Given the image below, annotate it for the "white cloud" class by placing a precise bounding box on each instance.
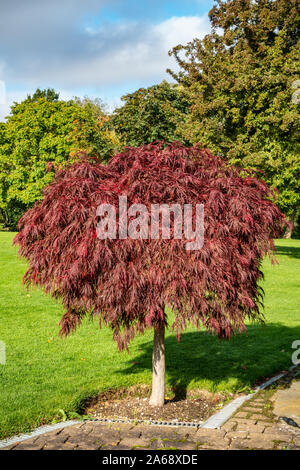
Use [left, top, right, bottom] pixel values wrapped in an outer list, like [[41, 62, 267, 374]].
[[0, 10, 212, 119], [153, 15, 210, 51], [0, 90, 28, 121], [63, 16, 206, 86], [0, 80, 6, 105], [1, 14, 210, 88], [0, 104, 9, 122]]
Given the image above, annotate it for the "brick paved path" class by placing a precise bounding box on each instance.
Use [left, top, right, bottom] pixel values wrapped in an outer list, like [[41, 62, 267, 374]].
[[2, 393, 300, 450]]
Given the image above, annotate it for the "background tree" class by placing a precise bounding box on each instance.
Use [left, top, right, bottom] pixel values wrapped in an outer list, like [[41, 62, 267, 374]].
[[0, 90, 119, 229], [111, 81, 191, 147], [26, 88, 60, 102], [168, 0, 300, 230], [70, 96, 121, 159], [14, 142, 286, 406]]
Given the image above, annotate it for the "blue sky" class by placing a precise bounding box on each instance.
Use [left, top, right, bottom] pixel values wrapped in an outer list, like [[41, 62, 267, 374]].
[[0, 0, 215, 120]]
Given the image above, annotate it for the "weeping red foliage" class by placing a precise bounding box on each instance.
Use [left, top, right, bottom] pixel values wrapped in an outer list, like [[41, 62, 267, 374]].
[[14, 142, 286, 350]]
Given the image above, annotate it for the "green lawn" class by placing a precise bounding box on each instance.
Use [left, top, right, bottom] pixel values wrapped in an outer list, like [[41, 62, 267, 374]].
[[0, 232, 299, 439]]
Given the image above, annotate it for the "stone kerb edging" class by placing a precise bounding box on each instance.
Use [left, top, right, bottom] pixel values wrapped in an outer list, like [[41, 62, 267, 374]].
[[0, 364, 297, 449]]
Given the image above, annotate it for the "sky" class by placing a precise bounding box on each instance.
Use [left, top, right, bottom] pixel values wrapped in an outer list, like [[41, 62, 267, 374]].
[[0, 0, 215, 120]]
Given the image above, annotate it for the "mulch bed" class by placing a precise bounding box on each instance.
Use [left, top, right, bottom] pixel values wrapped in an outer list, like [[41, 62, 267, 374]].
[[85, 385, 234, 423]]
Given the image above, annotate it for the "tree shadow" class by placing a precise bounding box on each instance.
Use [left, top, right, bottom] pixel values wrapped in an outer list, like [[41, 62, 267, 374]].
[[275, 244, 300, 260], [118, 323, 300, 398]]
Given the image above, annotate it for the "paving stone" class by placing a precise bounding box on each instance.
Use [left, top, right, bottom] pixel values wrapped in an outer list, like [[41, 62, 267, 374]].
[[237, 424, 266, 433], [109, 425, 142, 439], [113, 444, 141, 450], [73, 422, 99, 435], [263, 426, 292, 440], [249, 433, 291, 450], [90, 422, 118, 432], [194, 446, 212, 450], [50, 443, 78, 450], [229, 418, 254, 426], [234, 419, 266, 433], [274, 442, 294, 450], [243, 403, 265, 408], [100, 444, 122, 450], [119, 437, 150, 449], [234, 412, 249, 418], [59, 423, 85, 432], [75, 445, 101, 450], [139, 426, 192, 441], [108, 423, 136, 433], [149, 438, 165, 449], [273, 382, 300, 427], [38, 433, 68, 444], [195, 428, 226, 439], [12, 439, 46, 450], [149, 436, 196, 450], [289, 435, 300, 447], [158, 440, 198, 450], [60, 424, 92, 438], [66, 435, 105, 449], [197, 437, 228, 450], [229, 434, 275, 450], [241, 407, 264, 413], [277, 422, 300, 435], [260, 421, 273, 427], [226, 431, 249, 440], [247, 413, 272, 421], [195, 431, 229, 449], [1, 443, 18, 450], [41, 430, 63, 438], [43, 441, 76, 450], [88, 428, 122, 443], [221, 420, 238, 432], [229, 438, 251, 450]]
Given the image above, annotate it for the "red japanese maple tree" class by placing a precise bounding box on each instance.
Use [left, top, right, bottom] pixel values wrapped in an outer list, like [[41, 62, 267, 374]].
[[14, 142, 286, 406]]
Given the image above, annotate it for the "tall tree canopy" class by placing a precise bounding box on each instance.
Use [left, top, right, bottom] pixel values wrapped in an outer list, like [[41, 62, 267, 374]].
[[14, 142, 286, 406], [26, 88, 60, 102], [111, 81, 191, 148], [168, 0, 300, 223], [0, 90, 119, 229]]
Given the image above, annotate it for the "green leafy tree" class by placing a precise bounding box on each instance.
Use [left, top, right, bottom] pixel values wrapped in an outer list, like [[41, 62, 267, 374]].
[[70, 96, 121, 160], [168, 0, 300, 230], [111, 80, 191, 147], [26, 88, 60, 102], [0, 91, 119, 229]]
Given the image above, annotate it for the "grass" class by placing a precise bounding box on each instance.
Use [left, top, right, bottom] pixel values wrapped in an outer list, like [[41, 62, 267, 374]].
[[0, 232, 299, 439]]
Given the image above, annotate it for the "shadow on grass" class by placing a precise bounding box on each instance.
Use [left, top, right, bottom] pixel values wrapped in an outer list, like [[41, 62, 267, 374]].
[[275, 244, 300, 259], [119, 322, 300, 397]]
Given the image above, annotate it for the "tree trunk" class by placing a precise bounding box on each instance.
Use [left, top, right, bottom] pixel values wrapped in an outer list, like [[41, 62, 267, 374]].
[[283, 216, 295, 239], [149, 323, 165, 407]]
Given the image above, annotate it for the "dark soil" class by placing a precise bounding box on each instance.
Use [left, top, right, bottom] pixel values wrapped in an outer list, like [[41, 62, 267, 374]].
[[85, 385, 234, 423]]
